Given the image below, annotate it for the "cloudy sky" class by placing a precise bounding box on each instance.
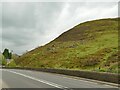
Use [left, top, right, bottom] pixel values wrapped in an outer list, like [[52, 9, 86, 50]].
[[1, 1, 118, 54]]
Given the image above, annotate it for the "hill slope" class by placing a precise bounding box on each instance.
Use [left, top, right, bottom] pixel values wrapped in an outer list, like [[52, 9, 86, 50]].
[[16, 18, 119, 73]]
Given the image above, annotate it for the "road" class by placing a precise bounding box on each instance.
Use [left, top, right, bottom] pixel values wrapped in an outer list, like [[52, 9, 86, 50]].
[[1, 69, 119, 90]]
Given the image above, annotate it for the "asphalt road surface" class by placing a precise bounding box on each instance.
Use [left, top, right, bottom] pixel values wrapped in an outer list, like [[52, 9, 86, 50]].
[[1, 69, 119, 90]]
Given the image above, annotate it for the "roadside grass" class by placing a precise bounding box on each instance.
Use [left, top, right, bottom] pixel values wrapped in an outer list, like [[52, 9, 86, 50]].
[[6, 59, 17, 67]]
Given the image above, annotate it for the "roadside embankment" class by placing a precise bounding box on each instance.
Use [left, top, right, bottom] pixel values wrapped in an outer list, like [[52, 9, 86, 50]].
[[2, 67, 119, 84]]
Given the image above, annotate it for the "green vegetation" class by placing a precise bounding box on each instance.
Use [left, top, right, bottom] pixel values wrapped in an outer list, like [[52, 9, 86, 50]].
[[0, 49, 18, 67], [3, 48, 12, 59], [7, 59, 17, 67], [16, 18, 119, 73], [0, 54, 7, 65]]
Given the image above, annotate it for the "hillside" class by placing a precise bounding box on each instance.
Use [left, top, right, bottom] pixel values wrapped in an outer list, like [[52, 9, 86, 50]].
[[15, 18, 119, 73]]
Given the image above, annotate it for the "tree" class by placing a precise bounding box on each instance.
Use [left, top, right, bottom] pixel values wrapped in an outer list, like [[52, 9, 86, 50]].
[[3, 48, 13, 60], [9, 52, 12, 59], [3, 48, 9, 59]]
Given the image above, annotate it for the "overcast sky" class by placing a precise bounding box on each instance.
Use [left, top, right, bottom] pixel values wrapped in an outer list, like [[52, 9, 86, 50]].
[[1, 1, 118, 54]]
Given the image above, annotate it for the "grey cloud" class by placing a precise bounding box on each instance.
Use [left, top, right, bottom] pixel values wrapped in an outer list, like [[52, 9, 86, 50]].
[[2, 27, 38, 46], [34, 2, 65, 34], [2, 2, 36, 28]]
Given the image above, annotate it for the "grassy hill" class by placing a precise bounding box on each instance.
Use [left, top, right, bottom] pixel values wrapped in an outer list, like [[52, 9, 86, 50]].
[[15, 18, 119, 73]]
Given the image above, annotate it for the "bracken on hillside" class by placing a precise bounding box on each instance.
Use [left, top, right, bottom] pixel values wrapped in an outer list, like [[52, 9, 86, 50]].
[[15, 18, 119, 73]]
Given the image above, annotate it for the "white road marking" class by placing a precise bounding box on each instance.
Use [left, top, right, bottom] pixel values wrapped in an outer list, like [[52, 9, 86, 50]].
[[19, 69, 117, 88], [29, 69, 117, 88], [3, 69, 72, 90], [61, 75, 118, 88]]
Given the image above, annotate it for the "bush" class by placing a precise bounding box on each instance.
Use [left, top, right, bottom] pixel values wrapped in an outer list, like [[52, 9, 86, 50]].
[[7, 59, 16, 67]]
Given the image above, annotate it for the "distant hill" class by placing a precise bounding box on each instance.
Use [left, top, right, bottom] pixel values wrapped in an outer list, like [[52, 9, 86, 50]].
[[16, 18, 119, 73]]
